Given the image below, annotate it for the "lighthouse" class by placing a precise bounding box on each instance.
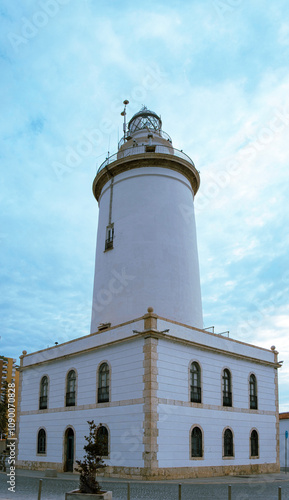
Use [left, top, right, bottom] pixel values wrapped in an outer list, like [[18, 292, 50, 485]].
[[91, 104, 203, 333], [16, 104, 280, 480]]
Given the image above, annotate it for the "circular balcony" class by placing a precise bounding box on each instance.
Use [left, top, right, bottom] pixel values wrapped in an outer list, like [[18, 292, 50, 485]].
[[97, 145, 195, 174], [93, 145, 200, 201]]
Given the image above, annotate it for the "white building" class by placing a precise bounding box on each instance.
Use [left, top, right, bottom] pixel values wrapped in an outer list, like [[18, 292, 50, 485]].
[[279, 413, 289, 470], [16, 106, 280, 478]]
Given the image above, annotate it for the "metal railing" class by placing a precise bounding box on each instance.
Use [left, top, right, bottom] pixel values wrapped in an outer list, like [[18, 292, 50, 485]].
[[250, 394, 258, 409], [65, 391, 75, 407], [118, 129, 172, 149], [98, 386, 109, 403], [223, 391, 232, 407], [96, 145, 195, 174], [39, 396, 47, 410], [190, 387, 201, 403]]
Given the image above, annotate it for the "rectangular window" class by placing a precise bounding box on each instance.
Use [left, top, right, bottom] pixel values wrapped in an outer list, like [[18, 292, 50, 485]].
[[105, 224, 114, 251]]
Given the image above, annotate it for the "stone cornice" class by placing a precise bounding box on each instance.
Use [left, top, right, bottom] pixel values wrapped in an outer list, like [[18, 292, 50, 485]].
[[92, 153, 200, 201]]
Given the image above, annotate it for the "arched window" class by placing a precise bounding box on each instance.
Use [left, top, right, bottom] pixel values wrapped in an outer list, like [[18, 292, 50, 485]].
[[37, 428, 46, 454], [249, 374, 258, 409], [190, 362, 201, 403], [250, 430, 259, 457], [39, 376, 48, 409], [66, 370, 76, 406], [223, 428, 234, 457], [191, 426, 203, 458], [222, 369, 232, 406], [98, 363, 109, 403], [96, 425, 109, 456]]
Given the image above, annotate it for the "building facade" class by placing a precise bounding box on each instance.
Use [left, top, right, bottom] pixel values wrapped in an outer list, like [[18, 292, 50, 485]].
[[16, 106, 280, 478]]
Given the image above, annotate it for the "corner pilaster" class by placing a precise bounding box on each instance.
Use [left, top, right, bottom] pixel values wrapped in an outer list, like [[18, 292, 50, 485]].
[[142, 333, 159, 472]]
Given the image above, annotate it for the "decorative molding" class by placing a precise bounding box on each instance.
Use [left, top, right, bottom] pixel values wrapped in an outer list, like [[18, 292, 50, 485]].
[[157, 397, 276, 416], [19, 397, 144, 416]]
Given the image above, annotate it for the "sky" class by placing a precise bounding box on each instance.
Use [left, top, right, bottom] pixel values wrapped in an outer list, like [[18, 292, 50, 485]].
[[1, 0, 289, 411]]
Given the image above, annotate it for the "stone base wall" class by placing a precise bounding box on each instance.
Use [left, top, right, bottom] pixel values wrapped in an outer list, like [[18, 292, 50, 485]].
[[16, 460, 70, 473], [98, 463, 280, 480], [17, 460, 279, 479]]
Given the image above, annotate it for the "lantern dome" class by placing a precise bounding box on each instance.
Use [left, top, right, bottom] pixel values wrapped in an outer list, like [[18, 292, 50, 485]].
[[128, 106, 162, 135]]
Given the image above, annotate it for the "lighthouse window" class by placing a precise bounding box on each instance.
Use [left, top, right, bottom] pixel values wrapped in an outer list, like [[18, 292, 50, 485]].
[[249, 374, 258, 409], [105, 224, 114, 251], [96, 425, 109, 457], [66, 370, 76, 406], [37, 428, 46, 454], [190, 362, 201, 403], [223, 428, 234, 457], [39, 376, 48, 409], [222, 369, 232, 407], [250, 429, 259, 457], [98, 362, 110, 403], [191, 426, 203, 458]]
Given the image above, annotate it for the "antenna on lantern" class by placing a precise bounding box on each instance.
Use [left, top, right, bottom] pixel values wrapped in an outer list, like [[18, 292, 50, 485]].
[[121, 100, 129, 140]]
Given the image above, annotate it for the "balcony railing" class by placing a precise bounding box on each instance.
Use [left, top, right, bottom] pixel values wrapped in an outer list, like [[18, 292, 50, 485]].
[[190, 387, 201, 404], [66, 391, 75, 407], [39, 396, 47, 410], [117, 129, 172, 149], [105, 237, 113, 251], [223, 391, 232, 407], [96, 145, 195, 175], [250, 395, 258, 409], [98, 386, 109, 403]]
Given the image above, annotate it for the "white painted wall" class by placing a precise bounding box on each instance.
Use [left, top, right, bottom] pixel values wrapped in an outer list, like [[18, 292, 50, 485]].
[[18, 337, 145, 468], [18, 405, 145, 468], [157, 337, 277, 467], [17, 321, 278, 471], [91, 166, 203, 332], [157, 405, 276, 467]]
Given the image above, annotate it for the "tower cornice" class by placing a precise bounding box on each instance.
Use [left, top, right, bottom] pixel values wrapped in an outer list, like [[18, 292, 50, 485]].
[[93, 152, 200, 201]]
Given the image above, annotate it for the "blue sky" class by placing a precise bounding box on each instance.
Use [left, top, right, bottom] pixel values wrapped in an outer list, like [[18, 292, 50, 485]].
[[1, 0, 289, 411]]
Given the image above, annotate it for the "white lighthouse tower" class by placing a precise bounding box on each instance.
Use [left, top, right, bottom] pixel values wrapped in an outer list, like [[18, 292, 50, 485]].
[[91, 104, 203, 333]]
